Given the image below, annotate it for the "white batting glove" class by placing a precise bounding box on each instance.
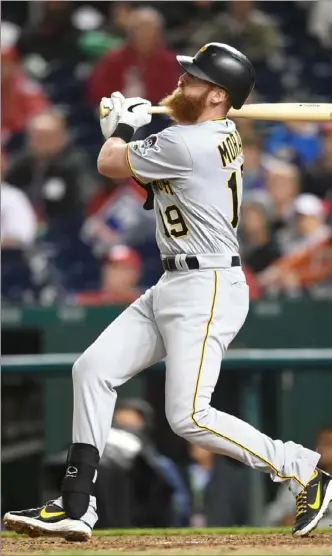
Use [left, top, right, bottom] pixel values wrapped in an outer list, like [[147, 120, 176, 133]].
[[99, 91, 124, 140], [118, 97, 152, 133]]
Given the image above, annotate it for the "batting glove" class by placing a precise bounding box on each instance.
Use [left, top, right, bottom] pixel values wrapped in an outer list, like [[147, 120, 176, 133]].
[[117, 96, 152, 133], [99, 91, 125, 140]]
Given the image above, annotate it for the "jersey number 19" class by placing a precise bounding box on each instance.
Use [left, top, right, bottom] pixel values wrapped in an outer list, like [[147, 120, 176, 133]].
[[159, 164, 243, 239], [159, 205, 189, 238]]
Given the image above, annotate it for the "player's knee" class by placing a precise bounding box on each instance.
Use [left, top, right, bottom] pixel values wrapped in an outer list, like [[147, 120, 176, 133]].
[[72, 355, 85, 384], [167, 407, 212, 440], [72, 349, 96, 384], [166, 411, 196, 439]]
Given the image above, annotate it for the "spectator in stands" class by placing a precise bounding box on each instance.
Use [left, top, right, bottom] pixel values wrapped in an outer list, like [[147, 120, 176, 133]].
[[187, 444, 249, 526], [1, 151, 38, 302], [264, 121, 322, 169], [101, 245, 142, 301], [1, 152, 37, 248], [109, 1, 135, 39], [240, 196, 281, 273], [83, 178, 156, 253], [83, 177, 160, 288], [1, 46, 49, 146], [265, 426, 332, 526], [76, 244, 143, 305], [279, 194, 330, 255], [317, 426, 332, 474], [164, 1, 224, 51], [16, 1, 84, 67], [78, 2, 135, 61], [302, 123, 332, 202], [1, 19, 20, 53], [242, 266, 262, 300], [265, 160, 300, 238], [96, 398, 190, 527], [113, 399, 154, 433], [1, 184, 37, 248], [258, 195, 332, 296], [242, 135, 266, 195], [86, 175, 129, 217], [87, 7, 179, 106], [5, 111, 96, 224], [184, 0, 282, 64], [307, 0, 332, 49], [1, 184, 38, 300]]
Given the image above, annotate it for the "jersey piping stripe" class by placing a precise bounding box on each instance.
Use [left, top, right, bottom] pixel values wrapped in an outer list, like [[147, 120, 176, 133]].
[[191, 270, 306, 489], [126, 144, 146, 186]]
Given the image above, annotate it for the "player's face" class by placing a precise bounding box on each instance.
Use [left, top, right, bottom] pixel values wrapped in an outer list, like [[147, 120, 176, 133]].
[[160, 72, 215, 124]]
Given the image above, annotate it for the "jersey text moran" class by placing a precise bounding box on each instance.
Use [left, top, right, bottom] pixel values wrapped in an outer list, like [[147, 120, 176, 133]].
[[218, 130, 243, 168]]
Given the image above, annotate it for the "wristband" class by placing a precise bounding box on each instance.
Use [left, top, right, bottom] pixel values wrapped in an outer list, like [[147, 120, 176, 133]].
[[113, 123, 135, 143]]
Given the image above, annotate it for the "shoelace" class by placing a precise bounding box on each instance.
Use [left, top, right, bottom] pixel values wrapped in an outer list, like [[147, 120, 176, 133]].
[[296, 490, 308, 517]]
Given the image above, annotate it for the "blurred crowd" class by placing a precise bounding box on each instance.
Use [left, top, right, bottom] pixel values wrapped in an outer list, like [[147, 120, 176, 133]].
[[1, 0, 332, 304]]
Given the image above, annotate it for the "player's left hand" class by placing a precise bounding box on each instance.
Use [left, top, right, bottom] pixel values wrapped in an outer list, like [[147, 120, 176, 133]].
[[118, 96, 152, 133]]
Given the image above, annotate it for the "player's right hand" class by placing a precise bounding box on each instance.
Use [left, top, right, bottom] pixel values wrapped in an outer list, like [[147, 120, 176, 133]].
[[99, 91, 124, 140], [118, 96, 152, 132]]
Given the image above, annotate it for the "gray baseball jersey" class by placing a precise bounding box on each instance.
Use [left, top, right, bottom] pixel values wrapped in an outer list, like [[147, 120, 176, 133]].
[[127, 119, 244, 256]]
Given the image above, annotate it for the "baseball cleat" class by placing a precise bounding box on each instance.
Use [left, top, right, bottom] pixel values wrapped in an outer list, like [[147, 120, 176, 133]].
[[3, 500, 91, 542], [292, 469, 332, 537]]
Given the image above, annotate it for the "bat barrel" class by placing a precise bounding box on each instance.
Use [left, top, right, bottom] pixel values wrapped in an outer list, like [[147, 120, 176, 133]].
[[229, 103, 332, 122], [149, 103, 332, 122]]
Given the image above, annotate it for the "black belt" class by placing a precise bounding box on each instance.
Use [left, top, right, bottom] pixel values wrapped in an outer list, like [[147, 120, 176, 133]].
[[162, 255, 241, 272]]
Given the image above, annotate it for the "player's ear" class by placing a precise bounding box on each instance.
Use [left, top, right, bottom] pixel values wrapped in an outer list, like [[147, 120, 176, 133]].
[[210, 87, 228, 105]]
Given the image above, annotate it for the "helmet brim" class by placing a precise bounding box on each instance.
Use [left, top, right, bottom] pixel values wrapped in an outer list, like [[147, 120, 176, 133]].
[[176, 55, 217, 85]]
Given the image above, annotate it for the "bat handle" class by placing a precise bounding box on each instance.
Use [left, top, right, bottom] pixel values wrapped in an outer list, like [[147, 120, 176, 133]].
[[148, 106, 170, 115]]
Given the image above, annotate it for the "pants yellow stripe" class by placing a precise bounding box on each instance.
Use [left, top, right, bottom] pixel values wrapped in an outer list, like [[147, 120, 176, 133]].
[[191, 270, 305, 489]]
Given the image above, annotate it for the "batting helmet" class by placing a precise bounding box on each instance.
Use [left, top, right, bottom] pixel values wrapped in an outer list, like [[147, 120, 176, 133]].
[[176, 43, 255, 109]]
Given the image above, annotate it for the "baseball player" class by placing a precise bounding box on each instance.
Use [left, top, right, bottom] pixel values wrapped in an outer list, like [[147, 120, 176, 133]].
[[5, 43, 332, 541]]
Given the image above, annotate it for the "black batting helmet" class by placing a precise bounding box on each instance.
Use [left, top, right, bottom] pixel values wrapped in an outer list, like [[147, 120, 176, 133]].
[[176, 43, 255, 109]]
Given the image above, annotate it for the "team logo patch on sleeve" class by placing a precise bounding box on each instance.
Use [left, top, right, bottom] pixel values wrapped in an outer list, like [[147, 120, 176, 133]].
[[136, 135, 160, 156]]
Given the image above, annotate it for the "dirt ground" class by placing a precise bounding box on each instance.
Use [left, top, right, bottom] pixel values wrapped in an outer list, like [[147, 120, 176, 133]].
[[2, 533, 332, 556]]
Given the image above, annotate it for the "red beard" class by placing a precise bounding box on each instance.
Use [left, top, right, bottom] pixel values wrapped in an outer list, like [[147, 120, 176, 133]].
[[160, 87, 212, 124]]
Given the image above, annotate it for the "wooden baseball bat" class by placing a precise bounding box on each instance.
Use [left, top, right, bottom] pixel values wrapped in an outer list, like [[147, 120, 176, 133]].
[[149, 103, 332, 122]]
